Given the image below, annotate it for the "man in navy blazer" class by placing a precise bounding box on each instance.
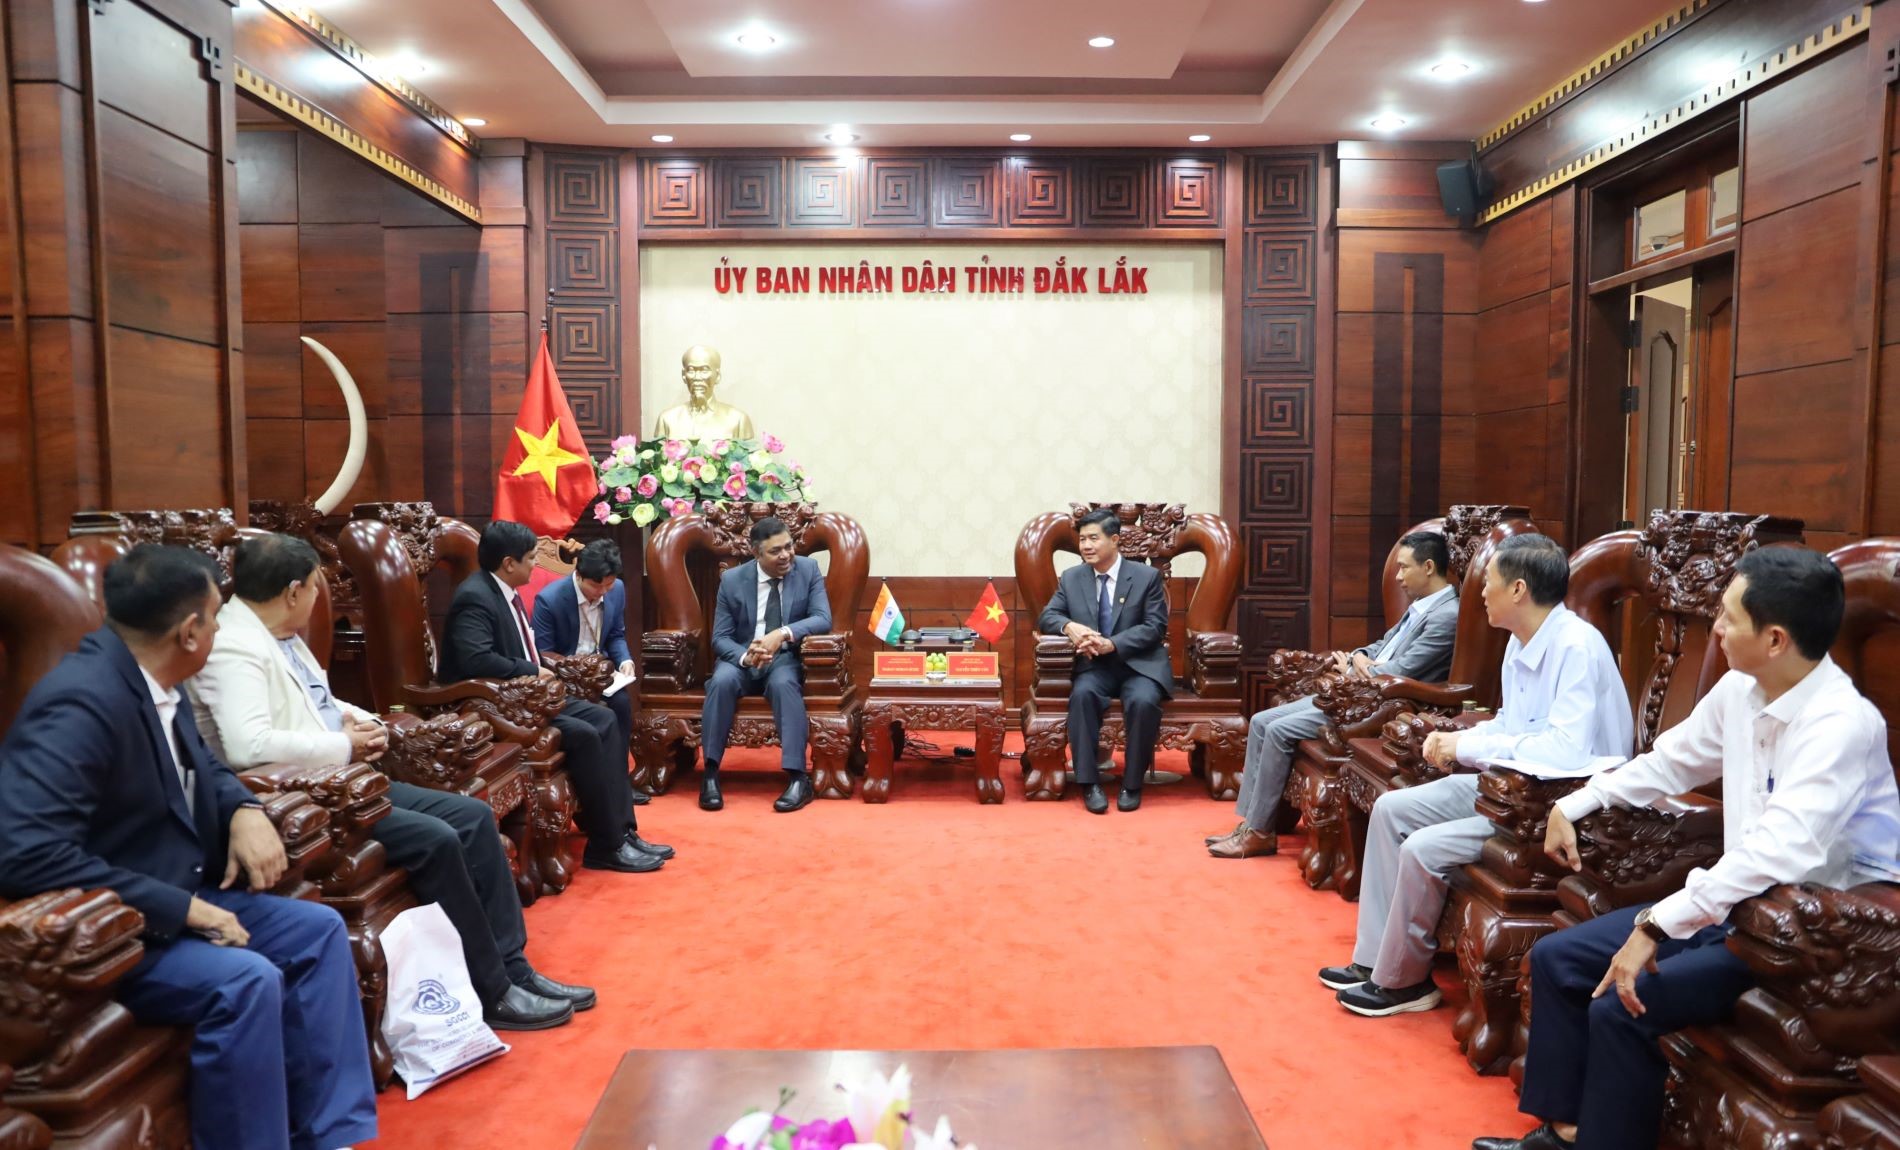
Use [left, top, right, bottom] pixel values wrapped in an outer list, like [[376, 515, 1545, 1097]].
[[0, 545, 376, 1150], [700, 515, 832, 813], [532, 538, 646, 806], [1039, 508, 1173, 814]]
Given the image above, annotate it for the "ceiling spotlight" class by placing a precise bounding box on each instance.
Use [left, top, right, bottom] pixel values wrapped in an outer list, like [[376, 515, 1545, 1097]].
[[650, 134, 674, 143], [1088, 35, 1115, 48], [1010, 133, 1032, 142], [461, 117, 487, 127], [824, 130, 858, 144], [1429, 59, 1472, 79], [736, 29, 778, 49], [1369, 115, 1408, 131], [1188, 133, 1211, 142]]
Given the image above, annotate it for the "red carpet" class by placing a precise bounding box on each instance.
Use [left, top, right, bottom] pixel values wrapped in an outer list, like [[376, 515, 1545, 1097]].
[[372, 738, 1523, 1148]]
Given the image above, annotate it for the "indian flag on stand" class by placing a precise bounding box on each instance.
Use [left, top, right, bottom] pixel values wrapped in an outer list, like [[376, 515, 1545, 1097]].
[[868, 581, 906, 645]]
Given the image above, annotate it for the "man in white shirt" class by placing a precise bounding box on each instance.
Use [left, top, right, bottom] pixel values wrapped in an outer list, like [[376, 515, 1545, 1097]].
[[1474, 547, 1900, 1150], [1210, 530, 1462, 858], [189, 533, 594, 1031], [1323, 533, 1633, 1017]]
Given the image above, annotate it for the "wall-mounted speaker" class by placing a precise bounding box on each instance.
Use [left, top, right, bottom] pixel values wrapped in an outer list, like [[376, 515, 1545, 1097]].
[[1436, 156, 1492, 227]]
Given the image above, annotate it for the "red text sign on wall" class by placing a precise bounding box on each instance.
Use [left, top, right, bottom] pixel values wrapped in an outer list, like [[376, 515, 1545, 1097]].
[[710, 257, 1150, 297]]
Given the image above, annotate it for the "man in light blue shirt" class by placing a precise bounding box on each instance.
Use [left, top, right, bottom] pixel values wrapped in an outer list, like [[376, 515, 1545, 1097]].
[[1321, 534, 1633, 1017]]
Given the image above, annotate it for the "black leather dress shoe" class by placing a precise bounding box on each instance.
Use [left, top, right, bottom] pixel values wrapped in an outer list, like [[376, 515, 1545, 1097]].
[[628, 833, 675, 860], [516, 969, 597, 1011], [485, 984, 572, 1031], [582, 842, 664, 873], [700, 775, 724, 811], [1082, 784, 1109, 814], [1117, 789, 1141, 812], [631, 789, 650, 806], [774, 774, 815, 813], [1472, 1123, 1572, 1150]]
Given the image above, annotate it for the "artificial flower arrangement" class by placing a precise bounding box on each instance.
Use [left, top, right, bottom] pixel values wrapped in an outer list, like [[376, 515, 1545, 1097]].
[[592, 433, 811, 528], [708, 1065, 972, 1150]]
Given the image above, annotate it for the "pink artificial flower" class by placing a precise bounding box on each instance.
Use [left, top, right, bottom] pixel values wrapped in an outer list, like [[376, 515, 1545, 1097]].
[[710, 438, 731, 456], [614, 486, 633, 504], [763, 434, 785, 454], [636, 474, 660, 497], [787, 459, 801, 473], [660, 496, 675, 511], [597, 482, 609, 497], [762, 473, 782, 486], [669, 499, 694, 518], [662, 438, 689, 461], [723, 474, 748, 498], [730, 459, 749, 475], [592, 503, 611, 523], [610, 434, 636, 451]]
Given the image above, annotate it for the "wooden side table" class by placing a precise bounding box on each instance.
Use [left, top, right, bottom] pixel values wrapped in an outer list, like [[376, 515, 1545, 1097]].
[[861, 683, 1005, 803]]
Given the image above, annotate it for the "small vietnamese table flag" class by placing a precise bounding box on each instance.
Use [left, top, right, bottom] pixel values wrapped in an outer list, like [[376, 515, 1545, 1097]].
[[965, 580, 1009, 644], [869, 581, 907, 645], [495, 331, 597, 537]]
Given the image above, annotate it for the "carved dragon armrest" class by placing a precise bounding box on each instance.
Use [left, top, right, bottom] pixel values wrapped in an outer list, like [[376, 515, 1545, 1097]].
[[379, 709, 504, 792], [0, 888, 147, 1086], [798, 633, 854, 696], [1032, 634, 1077, 701], [544, 651, 615, 703], [1262, 647, 1337, 705], [1725, 881, 1900, 1060], [402, 678, 503, 711], [1313, 672, 1414, 745], [639, 629, 702, 693], [1377, 710, 1483, 784], [1570, 793, 1725, 907], [252, 788, 334, 891], [1187, 631, 1241, 699], [1474, 769, 1590, 845], [1377, 677, 1481, 712], [240, 762, 394, 850]]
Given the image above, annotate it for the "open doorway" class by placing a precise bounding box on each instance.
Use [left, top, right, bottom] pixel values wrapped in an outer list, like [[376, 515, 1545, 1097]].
[[1621, 260, 1733, 525]]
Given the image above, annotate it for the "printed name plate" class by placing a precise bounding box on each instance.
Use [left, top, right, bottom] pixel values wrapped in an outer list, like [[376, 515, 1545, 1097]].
[[946, 652, 999, 680], [873, 652, 928, 683]]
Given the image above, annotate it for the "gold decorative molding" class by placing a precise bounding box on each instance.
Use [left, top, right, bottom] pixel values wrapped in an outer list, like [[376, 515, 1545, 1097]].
[[259, 0, 479, 150], [1479, 6, 1870, 224], [235, 62, 483, 223], [1478, 0, 1710, 152]]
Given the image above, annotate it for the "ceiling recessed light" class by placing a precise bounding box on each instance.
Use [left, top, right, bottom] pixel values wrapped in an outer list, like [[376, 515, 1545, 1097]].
[[1088, 35, 1115, 48], [1429, 59, 1472, 79], [1009, 133, 1032, 142], [824, 130, 857, 144], [736, 29, 777, 49], [385, 54, 427, 79], [1369, 115, 1408, 131], [461, 117, 486, 127], [650, 134, 674, 143], [1188, 134, 1211, 142]]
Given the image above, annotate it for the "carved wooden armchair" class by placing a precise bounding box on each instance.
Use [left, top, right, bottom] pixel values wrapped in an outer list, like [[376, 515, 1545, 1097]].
[[1816, 1055, 1900, 1148], [633, 502, 869, 796], [1014, 503, 1244, 800], [1439, 510, 1803, 1076], [338, 511, 566, 901], [1304, 505, 1537, 898], [0, 541, 342, 1139], [48, 510, 417, 1087]]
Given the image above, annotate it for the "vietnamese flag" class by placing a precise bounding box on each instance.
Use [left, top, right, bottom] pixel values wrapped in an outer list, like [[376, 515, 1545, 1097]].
[[964, 580, 1009, 644], [495, 332, 596, 537]]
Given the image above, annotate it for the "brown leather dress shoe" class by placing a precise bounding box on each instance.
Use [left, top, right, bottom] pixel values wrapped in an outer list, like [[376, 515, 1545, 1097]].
[[1208, 827, 1278, 858], [1204, 820, 1246, 846]]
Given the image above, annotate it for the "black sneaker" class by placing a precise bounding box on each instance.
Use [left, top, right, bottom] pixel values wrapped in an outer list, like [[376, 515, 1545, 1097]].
[[1317, 962, 1374, 991], [1337, 979, 1443, 1017]]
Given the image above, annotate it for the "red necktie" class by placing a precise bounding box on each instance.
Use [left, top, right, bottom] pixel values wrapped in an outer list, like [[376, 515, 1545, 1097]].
[[510, 594, 540, 664]]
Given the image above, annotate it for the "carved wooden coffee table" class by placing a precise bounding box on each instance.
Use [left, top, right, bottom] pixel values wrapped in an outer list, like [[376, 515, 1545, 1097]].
[[860, 682, 1005, 803], [575, 1047, 1267, 1148]]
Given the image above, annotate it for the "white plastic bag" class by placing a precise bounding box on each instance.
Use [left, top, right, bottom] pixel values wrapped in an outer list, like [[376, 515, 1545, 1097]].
[[380, 902, 510, 1098]]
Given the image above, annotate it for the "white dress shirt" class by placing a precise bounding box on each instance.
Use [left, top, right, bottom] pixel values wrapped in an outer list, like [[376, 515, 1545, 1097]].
[[492, 571, 539, 662], [573, 573, 604, 655], [753, 564, 795, 644], [1455, 602, 1634, 771], [1556, 657, 1900, 938], [141, 667, 193, 817], [1370, 584, 1454, 672]]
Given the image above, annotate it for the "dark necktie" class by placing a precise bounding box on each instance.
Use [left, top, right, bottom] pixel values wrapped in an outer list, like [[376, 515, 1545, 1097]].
[[764, 577, 784, 636], [510, 594, 539, 663], [1097, 572, 1112, 635]]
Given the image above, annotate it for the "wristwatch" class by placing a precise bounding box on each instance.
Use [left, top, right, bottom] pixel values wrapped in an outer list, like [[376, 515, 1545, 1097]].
[[1633, 906, 1670, 944]]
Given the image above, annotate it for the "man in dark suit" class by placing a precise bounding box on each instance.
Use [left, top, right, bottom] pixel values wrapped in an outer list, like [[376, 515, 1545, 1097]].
[[532, 537, 647, 806], [1039, 508, 1172, 814], [0, 545, 378, 1150], [700, 515, 832, 813], [438, 520, 671, 873]]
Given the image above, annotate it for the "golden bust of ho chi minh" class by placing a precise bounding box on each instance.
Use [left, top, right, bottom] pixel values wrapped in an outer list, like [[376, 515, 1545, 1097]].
[[651, 345, 756, 441]]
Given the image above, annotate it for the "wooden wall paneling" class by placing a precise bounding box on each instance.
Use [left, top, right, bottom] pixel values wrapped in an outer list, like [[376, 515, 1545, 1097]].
[[1473, 293, 1552, 413], [238, 222, 298, 321], [1735, 185, 1857, 374], [0, 6, 30, 548], [1245, 152, 1318, 228], [1005, 157, 1076, 227], [1334, 312, 1477, 416], [714, 156, 783, 228], [245, 416, 306, 502], [1337, 229, 1482, 314], [1729, 359, 1859, 531], [1741, 40, 1868, 223], [96, 105, 221, 345], [104, 326, 227, 506], [1158, 157, 1221, 226], [299, 223, 383, 321], [1244, 229, 1315, 303], [1873, 352, 1900, 534], [862, 157, 928, 226], [544, 149, 622, 463], [1474, 405, 1553, 518], [640, 156, 707, 228], [299, 320, 386, 418], [1478, 197, 1552, 311], [385, 311, 527, 416], [788, 157, 856, 227], [1082, 156, 1150, 226], [935, 157, 1002, 227], [1335, 154, 1462, 229], [383, 225, 527, 316], [242, 319, 301, 417], [295, 127, 382, 224], [235, 126, 297, 222]]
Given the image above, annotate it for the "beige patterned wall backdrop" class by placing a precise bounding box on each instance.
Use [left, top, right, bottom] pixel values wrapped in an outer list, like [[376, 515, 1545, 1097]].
[[638, 243, 1223, 577]]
